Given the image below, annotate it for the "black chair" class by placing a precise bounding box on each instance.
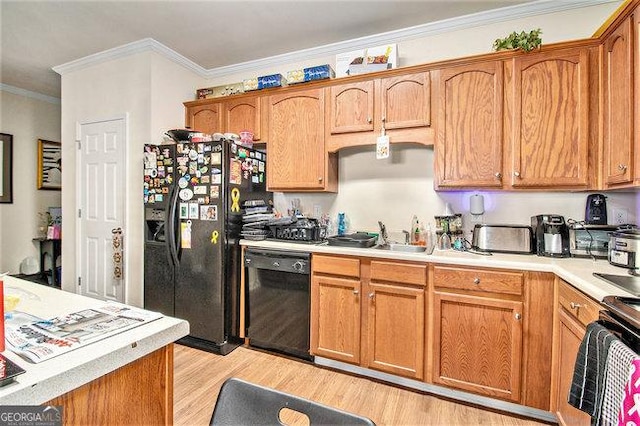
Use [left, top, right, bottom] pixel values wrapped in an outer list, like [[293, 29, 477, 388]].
[[210, 377, 376, 425]]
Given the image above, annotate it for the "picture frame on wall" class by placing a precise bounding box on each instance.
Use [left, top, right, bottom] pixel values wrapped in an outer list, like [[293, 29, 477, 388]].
[[0, 133, 13, 203], [38, 139, 61, 190]]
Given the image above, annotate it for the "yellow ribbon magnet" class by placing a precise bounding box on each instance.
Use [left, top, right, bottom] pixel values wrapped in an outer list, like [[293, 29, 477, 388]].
[[211, 230, 219, 244], [231, 188, 241, 212]]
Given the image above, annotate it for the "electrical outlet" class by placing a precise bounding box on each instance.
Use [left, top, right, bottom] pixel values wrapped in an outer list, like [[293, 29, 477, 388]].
[[313, 204, 322, 219], [613, 208, 629, 224]]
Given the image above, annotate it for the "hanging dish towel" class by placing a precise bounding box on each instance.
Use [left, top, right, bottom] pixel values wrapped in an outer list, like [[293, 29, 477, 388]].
[[598, 340, 637, 425], [569, 322, 617, 417], [618, 357, 640, 425]]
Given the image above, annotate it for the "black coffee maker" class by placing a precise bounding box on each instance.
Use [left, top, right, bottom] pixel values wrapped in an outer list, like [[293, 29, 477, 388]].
[[531, 214, 570, 257]]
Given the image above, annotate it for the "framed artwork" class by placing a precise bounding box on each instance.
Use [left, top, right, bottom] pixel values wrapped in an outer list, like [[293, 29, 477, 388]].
[[38, 139, 61, 190], [0, 133, 12, 203]]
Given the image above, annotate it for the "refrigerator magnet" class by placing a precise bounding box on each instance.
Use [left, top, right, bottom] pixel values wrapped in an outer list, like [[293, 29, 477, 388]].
[[211, 168, 221, 174], [190, 177, 199, 185], [201, 175, 210, 184], [230, 159, 242, 185], [210, 186, 220, 198], [179, 188, 193, 201], [189, 203, 199, 219], [204, 144, 212, 152], [258, 161, 265, 172], [194, 186, 207, 195], [178, 177, 189, 188], [179, 203, 188, 219], [198, 153, 204, 163], [156, 194, 163, 202], [189, 162, 197, 175], [176, 144, 184, 153], [189, 149, 198, 160], [252, 175, 259, 184], [211, 152, 222, 165], [197, 144, 204, 153], [181, 221, 192, 249], [212, 174, 221, 185], [177, 156, 188, 166], [201, 205, 218, 221], [162, 187, 169, 194]]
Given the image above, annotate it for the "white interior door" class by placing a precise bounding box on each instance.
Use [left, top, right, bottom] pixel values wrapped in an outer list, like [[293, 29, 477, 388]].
[[78, 117, 127, 302]]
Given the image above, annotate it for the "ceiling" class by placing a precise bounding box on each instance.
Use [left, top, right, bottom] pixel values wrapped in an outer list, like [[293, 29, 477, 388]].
[[0, 1, 536, 99]]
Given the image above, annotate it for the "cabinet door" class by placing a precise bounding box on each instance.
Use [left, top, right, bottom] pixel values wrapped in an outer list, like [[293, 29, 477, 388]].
[[603, 17, 634, 186], [433, 292, 523, 402], [224, 96, 262, 141], [267, 89, 326, 190], [507, 48, 590, 188], [380, 72, 431, 130], [311, 275, 361, 364], [186, 103, 223, 134], [553, 308, 591, 426], [435, 62, 504, 188], [328, 81, 375, 134], [365, 282, 424, 379]]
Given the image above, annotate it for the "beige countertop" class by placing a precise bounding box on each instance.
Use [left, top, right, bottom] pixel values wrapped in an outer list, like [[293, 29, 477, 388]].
[[241, 239, 636, 302], [0, 276, 189, 405]]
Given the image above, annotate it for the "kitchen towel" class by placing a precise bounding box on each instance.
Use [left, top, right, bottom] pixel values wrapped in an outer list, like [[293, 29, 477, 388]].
[[568, 322, 616, 418], [599, 339, 637, 425], [618, 357, 640, 425]]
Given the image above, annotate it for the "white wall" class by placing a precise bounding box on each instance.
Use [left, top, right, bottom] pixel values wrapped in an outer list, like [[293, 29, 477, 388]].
[[0, 90, 61, 274], [203, 1, 634, 236], [60, 51, 204, 306]]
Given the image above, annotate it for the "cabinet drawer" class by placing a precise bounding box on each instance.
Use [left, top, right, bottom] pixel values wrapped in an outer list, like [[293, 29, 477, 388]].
[[433, 266, 523, 296], [558, 280, 600, 327], [370, 261, 426, 287], [312, 255, 360, 278]]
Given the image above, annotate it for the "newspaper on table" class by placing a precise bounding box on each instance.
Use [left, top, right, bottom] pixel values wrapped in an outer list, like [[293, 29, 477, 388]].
[[5, 303, 163, 363]]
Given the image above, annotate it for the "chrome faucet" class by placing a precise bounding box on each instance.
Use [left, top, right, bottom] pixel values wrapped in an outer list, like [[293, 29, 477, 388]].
[[378, 221, 389, 246]]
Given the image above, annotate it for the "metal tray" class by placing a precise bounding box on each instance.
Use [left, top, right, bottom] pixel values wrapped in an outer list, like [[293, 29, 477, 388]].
[[327, 233, 377, 248]]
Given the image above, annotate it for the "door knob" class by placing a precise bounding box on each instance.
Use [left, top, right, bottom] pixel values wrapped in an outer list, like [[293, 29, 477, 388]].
[[353, 289, 359, 295], [515, 313, 522, 320], [618, 164, 628, 171], [514, 171, 521, 178], [368, 292, 375, 299], [494, 172, 502, 179], [367, 117, 372, 124], [473, 278, 480, 285]]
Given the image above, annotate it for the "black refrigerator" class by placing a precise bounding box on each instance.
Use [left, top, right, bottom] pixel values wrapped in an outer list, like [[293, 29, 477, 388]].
[[143, 139, 271, 354]]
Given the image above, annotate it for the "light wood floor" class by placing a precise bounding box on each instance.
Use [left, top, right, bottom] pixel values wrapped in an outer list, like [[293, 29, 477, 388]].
[[173, 344, 548, 426]]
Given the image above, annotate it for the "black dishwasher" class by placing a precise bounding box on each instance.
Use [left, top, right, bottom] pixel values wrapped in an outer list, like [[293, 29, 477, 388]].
[[244, 249, 312, 360]]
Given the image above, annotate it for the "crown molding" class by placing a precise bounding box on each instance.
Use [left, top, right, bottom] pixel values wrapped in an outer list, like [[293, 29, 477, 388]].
[[205, 0, 618, 78], [51, 0, 618, 81], [52, 38, 208, 77], [0, 83, 61, 105]]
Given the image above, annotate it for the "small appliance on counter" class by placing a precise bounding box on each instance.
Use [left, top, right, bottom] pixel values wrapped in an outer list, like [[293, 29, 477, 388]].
[[568, 223, 618, 259], [609, 228, 640, 272], [531, 214, 570, 257], [470, 224, 534, 254], [585, 193, 607, 225], [269, 217, 327, 243]]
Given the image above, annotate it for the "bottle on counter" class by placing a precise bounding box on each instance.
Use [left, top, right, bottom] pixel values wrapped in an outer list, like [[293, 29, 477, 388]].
[[411, 215, 420, 245]]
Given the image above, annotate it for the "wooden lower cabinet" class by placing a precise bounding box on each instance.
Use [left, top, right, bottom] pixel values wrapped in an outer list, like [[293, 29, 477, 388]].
[[365, 281, 425, 379], [47, 344, 174, 426], [551, 280, 601, 425], [311, 274, 361, 364], [432, 291, 523, 402], [310, 255, 426, 379]]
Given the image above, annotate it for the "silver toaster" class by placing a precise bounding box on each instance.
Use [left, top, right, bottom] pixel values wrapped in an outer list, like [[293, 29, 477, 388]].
[[471, 224, 535, 254]]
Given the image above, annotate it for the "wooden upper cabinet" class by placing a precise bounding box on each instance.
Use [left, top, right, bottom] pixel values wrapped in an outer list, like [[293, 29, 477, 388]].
[[434, 61, 504, 189], [326, 71, 433, 151], [328, 81, 375, 134], [224, 96, 262, 141], [505, 48, 590, 189], [603, 16, 634, 187], [380, 72, 431, 130], [185, 103, 223, 134], [267, 88, 336, 191]]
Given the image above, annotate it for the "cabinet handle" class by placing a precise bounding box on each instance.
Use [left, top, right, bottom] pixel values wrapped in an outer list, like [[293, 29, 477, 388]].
[[618, 164, 628, 171], [494, 172, 502, 180], [368, 292, 375, 299], [353, 289, 359, 295], [381, 116, 386, 123], [570, 302, 582, 310], [473, 278, 480, 285], [515, 313, 522, 320], [367, 117, 372, 124], [514, 171, 521, 178], [318, 177, 323, 182]]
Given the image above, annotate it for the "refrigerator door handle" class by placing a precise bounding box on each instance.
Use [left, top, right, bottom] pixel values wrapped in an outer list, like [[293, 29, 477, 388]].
[[167, 184, 180, 267]]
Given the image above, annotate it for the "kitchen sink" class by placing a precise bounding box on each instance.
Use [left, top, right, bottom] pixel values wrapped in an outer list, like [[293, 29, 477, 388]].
[[374, 243, 433, 253]]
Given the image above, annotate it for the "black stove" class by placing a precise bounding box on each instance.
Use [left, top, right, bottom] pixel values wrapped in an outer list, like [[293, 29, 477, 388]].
[[593, 272, 640, 296]]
